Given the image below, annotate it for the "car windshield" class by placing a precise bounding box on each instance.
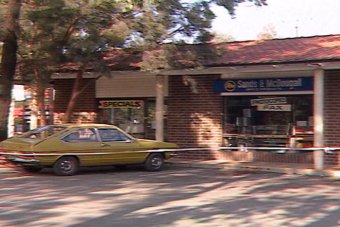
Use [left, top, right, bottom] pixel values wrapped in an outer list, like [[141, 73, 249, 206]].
[[20, 125, 68, 139]]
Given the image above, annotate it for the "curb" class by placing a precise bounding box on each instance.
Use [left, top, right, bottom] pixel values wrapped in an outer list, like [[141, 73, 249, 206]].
[[0, 163, 21, 174], [2, 161, 339, 179], [0, 167, 18, 174], [167, 161, 340, 180]]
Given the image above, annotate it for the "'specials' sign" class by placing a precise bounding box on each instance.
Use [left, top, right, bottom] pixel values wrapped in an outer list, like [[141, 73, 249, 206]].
[[213, 77, 313, 93], [99, 100, 144, 109]]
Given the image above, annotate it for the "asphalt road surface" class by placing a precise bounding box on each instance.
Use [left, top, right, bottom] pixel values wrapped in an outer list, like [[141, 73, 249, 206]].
[[0, 165, 339, 227]]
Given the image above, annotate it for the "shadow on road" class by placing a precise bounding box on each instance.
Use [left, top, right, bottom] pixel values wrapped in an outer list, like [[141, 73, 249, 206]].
[[0, 166, 339, 227]]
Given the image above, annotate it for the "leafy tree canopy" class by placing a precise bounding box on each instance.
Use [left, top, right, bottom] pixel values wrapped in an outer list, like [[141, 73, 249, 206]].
[[0, 0, 267, 73], [0, 0, 267, 125]]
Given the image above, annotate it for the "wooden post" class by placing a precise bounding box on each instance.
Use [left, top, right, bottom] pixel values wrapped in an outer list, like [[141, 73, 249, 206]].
[[155, 75, 164, 141], [313, 68, 324, 170]]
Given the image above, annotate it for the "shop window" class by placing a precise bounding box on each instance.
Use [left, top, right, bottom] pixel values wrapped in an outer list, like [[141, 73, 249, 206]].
[[98, 99, 167, 140], [101, 106, 144, 134], [224, 95, 313, 147]]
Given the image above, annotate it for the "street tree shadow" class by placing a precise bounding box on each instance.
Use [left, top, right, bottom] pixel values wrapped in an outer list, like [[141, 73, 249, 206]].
[[0, 167, 339, 227]]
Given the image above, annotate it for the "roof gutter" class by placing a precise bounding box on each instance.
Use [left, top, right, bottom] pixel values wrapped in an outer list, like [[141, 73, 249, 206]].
[[160, 60, 340, 76], [52, 60, 340, 79]]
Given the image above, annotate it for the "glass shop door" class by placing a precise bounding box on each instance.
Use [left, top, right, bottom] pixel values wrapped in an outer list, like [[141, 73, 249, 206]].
[[99, 100, 145, 138]]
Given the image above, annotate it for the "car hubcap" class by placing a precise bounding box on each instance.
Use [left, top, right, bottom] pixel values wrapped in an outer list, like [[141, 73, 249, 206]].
[[60, 160, 73, 172], [151, 157, 162, 168]]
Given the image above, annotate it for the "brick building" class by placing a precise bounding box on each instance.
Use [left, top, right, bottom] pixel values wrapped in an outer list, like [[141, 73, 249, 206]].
[[52, 35, 340, 166]]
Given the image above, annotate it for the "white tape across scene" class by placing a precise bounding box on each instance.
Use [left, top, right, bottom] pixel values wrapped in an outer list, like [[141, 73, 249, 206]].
[[0, 146, 337, 157]]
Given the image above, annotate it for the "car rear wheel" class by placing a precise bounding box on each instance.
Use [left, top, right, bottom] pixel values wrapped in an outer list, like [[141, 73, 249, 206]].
[[144, 153, 164, 171], [23, 166, 42, 173], [53, 156, 79, 176]]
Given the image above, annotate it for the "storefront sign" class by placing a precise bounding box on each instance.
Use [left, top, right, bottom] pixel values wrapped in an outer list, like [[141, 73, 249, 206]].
[[213, 77, 313, 93], [251, 97, 287, 106], [99, 100, 144, 109], [257, 104, 292, 112]]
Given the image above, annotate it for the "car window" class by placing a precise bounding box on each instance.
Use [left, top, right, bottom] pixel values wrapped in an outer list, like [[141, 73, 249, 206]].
[[21, 125, 67, 139], [98, 128, 130, 142], [62, 128, 98, 143]]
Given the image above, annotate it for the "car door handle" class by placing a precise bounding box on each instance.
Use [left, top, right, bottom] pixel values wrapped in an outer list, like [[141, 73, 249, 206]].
[[101, 143, 111, 147]]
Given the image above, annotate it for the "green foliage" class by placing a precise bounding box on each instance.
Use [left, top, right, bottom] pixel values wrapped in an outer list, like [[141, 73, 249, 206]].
[[0, 0, 267, 126], [130, 0, 216, 47], [8, 0, 268, 77], [126, 0, 266, 71], [12, 0, 268, 74], [18, 0, 131, 74]]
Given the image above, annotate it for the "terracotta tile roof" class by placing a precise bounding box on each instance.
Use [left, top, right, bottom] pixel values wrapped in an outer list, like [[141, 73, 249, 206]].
[[209, 34, 340, 66], [57, 34, 340, 72], [57, 49, 141, 72]]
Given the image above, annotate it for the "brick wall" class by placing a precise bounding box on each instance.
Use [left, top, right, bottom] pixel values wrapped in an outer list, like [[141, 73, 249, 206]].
[[50, 73, 339, 166], [167, 75, 223, 159], [220, 151, 314, 163], [168, 73, 339, 166], [53, 79, 97, 123], [172, 149, 315, 163], [324, 71, 340, 146], [324, 70, 340, 165]]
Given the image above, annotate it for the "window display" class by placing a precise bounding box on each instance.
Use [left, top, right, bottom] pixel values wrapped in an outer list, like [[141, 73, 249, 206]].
[[223, 95, 313, 148], [98, 99, 158, 139]]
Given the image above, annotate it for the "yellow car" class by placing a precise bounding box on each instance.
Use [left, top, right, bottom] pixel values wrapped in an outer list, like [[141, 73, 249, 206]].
[[0, 124, 178, 176]]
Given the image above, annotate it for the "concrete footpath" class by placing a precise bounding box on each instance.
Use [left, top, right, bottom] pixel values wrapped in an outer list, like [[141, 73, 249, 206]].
[[167, 159, 340, 180], [0, 159, 19, 174], [1, 157, 339, 179]]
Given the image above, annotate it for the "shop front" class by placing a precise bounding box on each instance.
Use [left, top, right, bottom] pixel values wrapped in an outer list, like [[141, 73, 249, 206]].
[[97, 99, 158, 139], [214, 77, 314, 148], [95, 73, 169, 140], [49, 35, 340, 166]]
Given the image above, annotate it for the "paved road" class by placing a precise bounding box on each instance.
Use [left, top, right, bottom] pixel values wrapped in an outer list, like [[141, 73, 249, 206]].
[[0, 165, 339, 227]]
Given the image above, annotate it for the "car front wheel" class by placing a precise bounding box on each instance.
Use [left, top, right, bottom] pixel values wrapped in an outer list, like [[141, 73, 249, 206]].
[[144, 153, 164, 171], [53, 156, 79, 176]]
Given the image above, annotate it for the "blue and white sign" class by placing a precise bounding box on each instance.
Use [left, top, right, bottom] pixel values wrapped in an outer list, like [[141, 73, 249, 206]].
[[213, 77, 313, 93]]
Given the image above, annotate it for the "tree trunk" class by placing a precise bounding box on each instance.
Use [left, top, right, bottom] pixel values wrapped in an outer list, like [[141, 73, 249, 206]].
[[0, 0, 22, 140], [33, 66, 48, 127], [37, 86, 47, 126], [63, 70, 84, 123]]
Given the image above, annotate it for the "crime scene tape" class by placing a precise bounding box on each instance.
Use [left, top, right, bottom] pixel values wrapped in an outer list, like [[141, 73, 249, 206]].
[[0, 146, 337, 157]]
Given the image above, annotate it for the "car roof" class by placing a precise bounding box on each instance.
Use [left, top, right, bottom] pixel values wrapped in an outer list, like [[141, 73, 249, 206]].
[[55, 124, 119, 129]]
